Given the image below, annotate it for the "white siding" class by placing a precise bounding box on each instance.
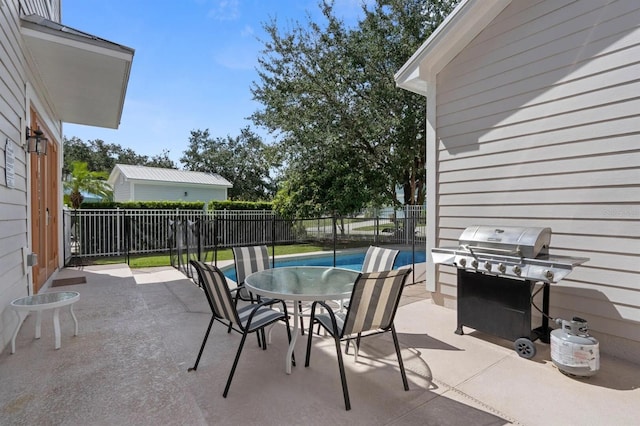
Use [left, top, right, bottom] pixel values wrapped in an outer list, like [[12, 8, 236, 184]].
[[0, 1, 37, 350], [132, 182, 227, 202], [435, 0, 640, 360], [113, 179, 132, 202]]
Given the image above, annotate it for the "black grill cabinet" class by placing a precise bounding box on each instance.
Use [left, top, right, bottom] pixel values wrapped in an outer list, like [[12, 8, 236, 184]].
[[455, 269, 550, 358]]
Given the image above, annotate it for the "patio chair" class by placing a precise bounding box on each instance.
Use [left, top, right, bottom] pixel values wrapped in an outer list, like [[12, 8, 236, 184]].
[[305, 268, 412, 410], [187, 260, 293, 398], [345, 245, 401, 359], [232, 245, 271, 302], [233, 245, 306, 336], [332, 246, 400, 342]]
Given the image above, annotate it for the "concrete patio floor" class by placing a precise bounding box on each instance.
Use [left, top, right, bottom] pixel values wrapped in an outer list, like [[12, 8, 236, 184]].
[[1, 263, 639, 425]]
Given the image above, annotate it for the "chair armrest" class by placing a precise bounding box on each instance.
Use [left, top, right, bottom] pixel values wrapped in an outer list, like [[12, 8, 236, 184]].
[[244, 298, 289, 329], [310, 300, 341, 337]]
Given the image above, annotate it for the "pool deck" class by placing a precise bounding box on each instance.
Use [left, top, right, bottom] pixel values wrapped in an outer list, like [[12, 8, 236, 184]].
[[3, 261, 637, 425]]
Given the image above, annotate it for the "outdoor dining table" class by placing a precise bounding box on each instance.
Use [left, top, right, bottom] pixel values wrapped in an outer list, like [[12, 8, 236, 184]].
[[244, 266, 361, 374]]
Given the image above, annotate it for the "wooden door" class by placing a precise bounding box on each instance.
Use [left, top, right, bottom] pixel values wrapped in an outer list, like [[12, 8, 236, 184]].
[[29, 111, 58, 293]]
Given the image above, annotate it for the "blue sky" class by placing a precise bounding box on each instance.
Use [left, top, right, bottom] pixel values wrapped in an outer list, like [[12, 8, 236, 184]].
[[62, 0, 371, 166]]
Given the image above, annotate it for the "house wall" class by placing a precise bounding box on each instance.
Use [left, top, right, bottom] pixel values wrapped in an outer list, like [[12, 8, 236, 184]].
[[131, 183, 227, 202], [0, 0, 62, 350], [433, 0, 640, 360], [113, 178, 132, 202]]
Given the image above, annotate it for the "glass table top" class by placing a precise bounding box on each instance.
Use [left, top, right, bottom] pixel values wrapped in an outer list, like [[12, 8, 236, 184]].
[[11, 291, 80, 307], [245, 266, 360, 301]]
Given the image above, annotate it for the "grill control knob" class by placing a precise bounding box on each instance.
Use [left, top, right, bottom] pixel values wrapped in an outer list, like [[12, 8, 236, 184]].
[[513, 265, 522, 276], [498, 263, 506, 273], [458, 258, 466, 267], [484, 261, 492, 271], [471, 260, 478, 269], [544, 270, 554, 281]]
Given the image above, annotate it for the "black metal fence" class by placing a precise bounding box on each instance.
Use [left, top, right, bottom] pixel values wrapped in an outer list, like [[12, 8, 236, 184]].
[[64, 207, 426, 276]]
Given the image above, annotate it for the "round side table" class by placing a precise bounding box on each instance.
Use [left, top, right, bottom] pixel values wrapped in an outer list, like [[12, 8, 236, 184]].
[[10, 291, 80, 353]]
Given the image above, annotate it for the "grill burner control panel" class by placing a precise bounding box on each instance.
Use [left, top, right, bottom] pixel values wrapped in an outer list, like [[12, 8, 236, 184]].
[[432, 249, 589, 283]]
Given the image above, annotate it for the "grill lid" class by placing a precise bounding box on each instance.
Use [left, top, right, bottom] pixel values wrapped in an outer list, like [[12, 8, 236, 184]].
[[458, 225, 551, 258]]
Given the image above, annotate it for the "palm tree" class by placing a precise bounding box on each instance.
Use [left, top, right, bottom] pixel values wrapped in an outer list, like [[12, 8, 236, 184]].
[[63, 161, 113, 209]]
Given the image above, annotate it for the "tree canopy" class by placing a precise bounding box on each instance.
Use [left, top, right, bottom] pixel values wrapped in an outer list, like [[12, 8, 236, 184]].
[[62, 0, 459, 211], [180, 127, 279, 201], [63, 161, 112, 209], [251, 0, 459, 217], [63, 136, 177, 177]]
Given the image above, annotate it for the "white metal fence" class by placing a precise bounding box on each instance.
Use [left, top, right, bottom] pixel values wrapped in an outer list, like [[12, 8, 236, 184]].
[[63, 206, 426, 264]]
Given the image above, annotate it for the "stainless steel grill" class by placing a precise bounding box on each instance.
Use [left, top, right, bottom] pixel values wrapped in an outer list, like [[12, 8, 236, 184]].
[[431, 225, 589, 283], [431, 225, 589, 359]]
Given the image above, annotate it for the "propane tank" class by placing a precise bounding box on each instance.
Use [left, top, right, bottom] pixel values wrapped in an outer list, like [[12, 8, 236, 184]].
[[550, 317, 599, 377]]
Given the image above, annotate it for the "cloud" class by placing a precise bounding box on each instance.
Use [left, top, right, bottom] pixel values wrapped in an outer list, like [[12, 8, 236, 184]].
[[207, 0, 240, 21], [241, 25, 254, 37]]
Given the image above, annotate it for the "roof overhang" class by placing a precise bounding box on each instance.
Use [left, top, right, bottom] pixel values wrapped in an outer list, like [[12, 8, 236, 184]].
[[394, 0, 512, 96], [21, 14, 135, 129]]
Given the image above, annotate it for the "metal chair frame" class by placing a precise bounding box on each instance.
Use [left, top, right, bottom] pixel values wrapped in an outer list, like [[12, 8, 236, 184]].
[[305, 269, 411, 410], [188, 260, 294, 398]]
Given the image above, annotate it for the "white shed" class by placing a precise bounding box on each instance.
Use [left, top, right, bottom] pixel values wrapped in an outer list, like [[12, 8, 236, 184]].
[[396, 0, 640, 361], [108, 164, 232, 202]]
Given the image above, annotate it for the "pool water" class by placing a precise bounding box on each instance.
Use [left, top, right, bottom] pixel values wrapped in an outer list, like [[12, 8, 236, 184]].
[[222, 249, 425, 282]]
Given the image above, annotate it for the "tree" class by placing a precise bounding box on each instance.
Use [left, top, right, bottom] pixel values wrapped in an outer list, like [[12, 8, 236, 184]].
[[180, 127, 277, 201], [63, 161, 113, 209], [63, 137, 177, 176], [147, 149, 178, 169], [252, 0, 459, 216]]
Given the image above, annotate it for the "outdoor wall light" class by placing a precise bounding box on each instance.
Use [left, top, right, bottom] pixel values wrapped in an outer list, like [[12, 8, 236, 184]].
[[25, 127, 48, 155]]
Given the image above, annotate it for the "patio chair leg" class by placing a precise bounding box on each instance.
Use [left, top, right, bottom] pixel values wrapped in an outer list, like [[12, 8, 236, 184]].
[[261, 329, 267, 350], [304, 309, 317, 367], [298, 301, 305, 335], [223, 331, 249, 398], [188, 316, 214, 372], [392, 325, 409, 391], [335, 338, 351, 411]]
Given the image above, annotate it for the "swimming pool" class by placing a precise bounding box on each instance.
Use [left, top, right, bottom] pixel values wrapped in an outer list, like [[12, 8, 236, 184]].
[[222, 249, 425, 282]]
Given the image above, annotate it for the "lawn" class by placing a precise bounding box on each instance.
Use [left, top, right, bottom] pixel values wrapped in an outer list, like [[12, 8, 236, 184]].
[[91, 244, 331, 268]]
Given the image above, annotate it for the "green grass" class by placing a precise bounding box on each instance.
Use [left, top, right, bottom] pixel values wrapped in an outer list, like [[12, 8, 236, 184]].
[[90, 244, 331, 268]]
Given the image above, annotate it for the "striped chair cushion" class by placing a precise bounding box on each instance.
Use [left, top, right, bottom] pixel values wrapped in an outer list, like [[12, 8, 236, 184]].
[[341, 269, 410, 337], [233, 245, 270, 284], [233, 246, 271, 300], [237, 304, 285, 332], [196, 262, 242, 325], [361, 246, 399, 273], [193, 261, 285, 331], [315, 311, 347, 336]]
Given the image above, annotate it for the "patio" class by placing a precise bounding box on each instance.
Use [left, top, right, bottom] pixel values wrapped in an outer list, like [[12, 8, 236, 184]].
[[1, 263, 638, 425]]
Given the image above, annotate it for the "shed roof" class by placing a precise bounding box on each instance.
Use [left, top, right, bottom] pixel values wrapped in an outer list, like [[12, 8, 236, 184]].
[[108, 164, 232, 187]]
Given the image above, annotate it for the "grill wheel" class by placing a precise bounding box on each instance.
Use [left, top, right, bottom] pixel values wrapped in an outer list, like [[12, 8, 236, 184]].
[[514, 337, 536, 359]]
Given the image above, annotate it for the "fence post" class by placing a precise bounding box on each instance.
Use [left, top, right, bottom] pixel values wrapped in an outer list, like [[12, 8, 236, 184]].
[[196, 218, 202, 261], [375, 214, 379, 244], [270, 212, 276, 268], [125, 213, 130, 265], [213, 215, 218, 266], [332, 214, 337, 267], [116, 207, 121, 256]]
